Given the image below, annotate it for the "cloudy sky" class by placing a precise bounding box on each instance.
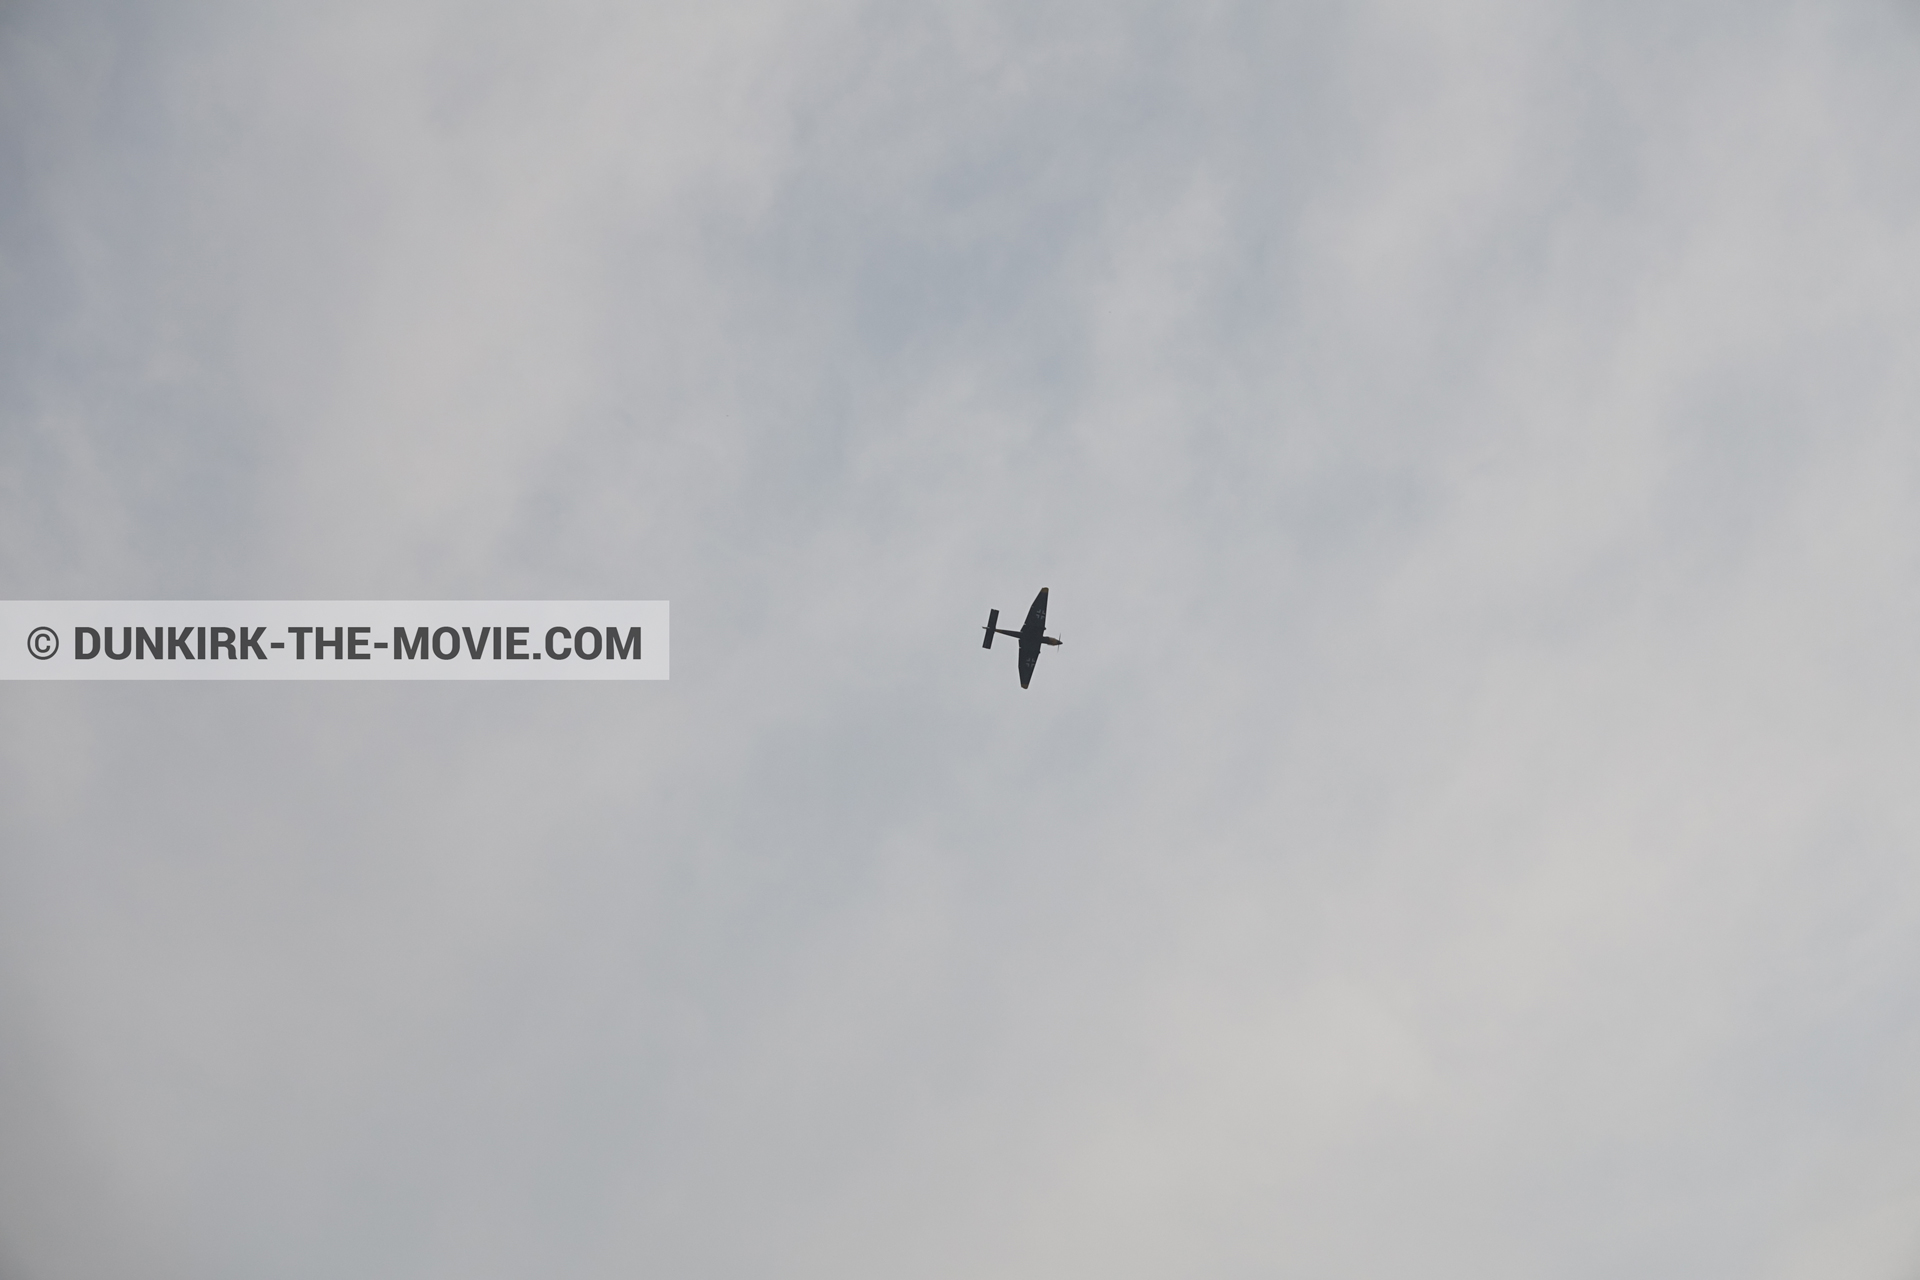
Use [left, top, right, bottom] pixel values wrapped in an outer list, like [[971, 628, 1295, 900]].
[[7, 1, 1920, 1276]]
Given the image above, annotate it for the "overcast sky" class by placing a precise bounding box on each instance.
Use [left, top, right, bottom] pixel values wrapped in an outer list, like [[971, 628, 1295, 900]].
[[7, 1, 1920, 1276]]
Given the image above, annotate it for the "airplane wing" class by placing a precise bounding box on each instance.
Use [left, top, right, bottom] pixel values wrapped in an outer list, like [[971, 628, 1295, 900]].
[[1018, 637, 1039, 689], [1022, 587, 1049, 635]]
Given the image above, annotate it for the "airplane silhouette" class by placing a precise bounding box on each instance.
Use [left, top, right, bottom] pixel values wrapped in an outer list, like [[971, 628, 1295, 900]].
[[981, 587, 1062, 689]]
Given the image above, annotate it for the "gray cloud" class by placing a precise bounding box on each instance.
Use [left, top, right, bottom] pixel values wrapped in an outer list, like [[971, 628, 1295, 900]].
[[7, 1, 1920, 1276]]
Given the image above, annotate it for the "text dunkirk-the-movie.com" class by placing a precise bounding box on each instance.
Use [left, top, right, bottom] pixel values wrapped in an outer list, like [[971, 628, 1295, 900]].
[[0, 602, 669, 681]]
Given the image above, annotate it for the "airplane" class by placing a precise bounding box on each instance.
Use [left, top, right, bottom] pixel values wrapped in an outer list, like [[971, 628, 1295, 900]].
[[981, 587, 1062, 689]]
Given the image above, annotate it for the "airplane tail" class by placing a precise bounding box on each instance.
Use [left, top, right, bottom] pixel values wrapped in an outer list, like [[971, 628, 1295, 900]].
[[982, 609, 999, 648]]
